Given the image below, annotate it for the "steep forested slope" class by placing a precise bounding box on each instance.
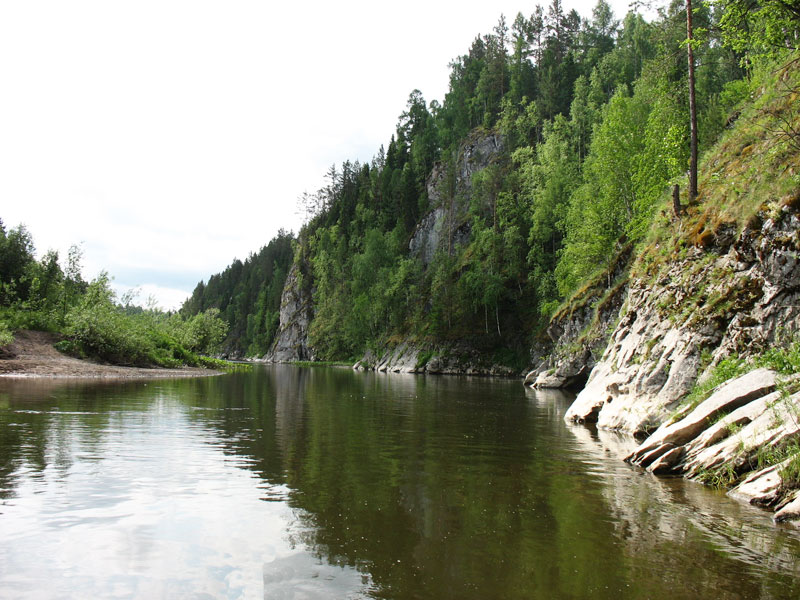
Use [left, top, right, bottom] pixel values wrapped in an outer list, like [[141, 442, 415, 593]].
[[185, 0, 795, 372], [183, 230, 294, 357]]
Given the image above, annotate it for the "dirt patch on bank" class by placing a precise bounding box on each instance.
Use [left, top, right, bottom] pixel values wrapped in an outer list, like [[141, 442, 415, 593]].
[[0, 330, 221, 378]]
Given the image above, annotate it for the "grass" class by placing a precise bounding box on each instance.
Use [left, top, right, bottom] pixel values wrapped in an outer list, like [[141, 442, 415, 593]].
[[696, 461, 740, 489], [680, 355, 750, 413], [677, 337, 800, 415], [680, 335, 800, 491], [415, 349, 435, 370], [779, 447, 800, 490], [695, 439, 800, 491], [551, 243, 633, 324]]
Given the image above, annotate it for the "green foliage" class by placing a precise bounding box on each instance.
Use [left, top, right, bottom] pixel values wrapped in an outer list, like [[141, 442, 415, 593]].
[[515, 116, 577, 308], [57, 272, 228, 368], [415, 349, 435, 370], [695, 460, 740, 488], [717, 0, 800, 63], [65, 273, 152, 365], [779, 445, 800, 490], [555, 86, 649, 296], [181, 230, 294, 356], [0, 320, 13, 347], [289, 360, 353, 368], [0, 222, 35, 304], [681, 336, 800, 417], [756, 338, 800, 375]]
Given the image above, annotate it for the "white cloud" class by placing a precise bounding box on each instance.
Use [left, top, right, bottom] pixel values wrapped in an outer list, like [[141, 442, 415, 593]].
[[0, 0, 647, 310]]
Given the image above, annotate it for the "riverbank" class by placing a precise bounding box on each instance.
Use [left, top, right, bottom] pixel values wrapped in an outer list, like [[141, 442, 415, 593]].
[[0, 330, 222, 378]]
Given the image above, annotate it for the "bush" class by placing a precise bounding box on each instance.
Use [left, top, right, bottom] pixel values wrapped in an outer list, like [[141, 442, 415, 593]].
[[0, 320, 13, 347], [66, 280, 151, 365], [756, 340, 800, 375], [63, 273, 215, 368]]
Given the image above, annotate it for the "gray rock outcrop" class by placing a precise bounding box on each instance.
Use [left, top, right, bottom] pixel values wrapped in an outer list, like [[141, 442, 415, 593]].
[[354, 341, 517, 377], [615, 367, 800, 520], [264, 262, 316, 362], [563, 207, 800, 435], [360, 130, 514, 377], [409, 131, 503, 267], [626, 368, 777, 467], [525, 246, 632, 390]]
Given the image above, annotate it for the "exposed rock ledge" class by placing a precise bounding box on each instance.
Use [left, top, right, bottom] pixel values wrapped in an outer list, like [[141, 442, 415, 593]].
[[263, 262, 316, 363], [563, 207, 800, 435], [550, 204, 800, 523], [623, 367, 800, 522], [353, 341, 517, 377]]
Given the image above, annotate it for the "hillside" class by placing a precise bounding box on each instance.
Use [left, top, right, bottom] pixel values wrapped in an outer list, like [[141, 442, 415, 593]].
[[186, 1, 752, 371]]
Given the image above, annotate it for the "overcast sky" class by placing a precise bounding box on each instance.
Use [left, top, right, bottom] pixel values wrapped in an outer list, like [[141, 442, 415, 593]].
[[0, 0, 646, 310]]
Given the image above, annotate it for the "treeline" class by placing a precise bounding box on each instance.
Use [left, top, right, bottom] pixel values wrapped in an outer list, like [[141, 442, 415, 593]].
[[0, 219, 228, 367], [182, 230, 294, 356], [188, 0, 799, 362]]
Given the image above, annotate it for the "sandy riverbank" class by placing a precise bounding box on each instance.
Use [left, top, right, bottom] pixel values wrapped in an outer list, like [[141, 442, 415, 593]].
[[0, 330, 221, 378]]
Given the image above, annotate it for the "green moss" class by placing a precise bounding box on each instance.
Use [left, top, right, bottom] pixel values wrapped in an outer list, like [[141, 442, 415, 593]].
[[415, 349, 435, 370]]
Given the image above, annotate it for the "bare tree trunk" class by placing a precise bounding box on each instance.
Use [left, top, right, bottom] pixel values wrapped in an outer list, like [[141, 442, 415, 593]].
[[686, 0, 698, 201], [673, 184, 682, 217]]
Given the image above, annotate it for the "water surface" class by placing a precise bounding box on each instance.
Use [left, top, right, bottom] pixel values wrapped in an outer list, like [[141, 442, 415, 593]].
[[1, 366, 799, 599]]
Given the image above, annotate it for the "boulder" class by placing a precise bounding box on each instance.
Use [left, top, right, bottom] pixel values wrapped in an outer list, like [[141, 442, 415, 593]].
[[683, 390, 800, 479]]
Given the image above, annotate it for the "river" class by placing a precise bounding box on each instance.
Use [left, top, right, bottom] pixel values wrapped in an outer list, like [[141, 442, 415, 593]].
[[1, 365, 799, 599]]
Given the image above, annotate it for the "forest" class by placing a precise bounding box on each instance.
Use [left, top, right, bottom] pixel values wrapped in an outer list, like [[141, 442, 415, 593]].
[[185, 0, 800, 365]]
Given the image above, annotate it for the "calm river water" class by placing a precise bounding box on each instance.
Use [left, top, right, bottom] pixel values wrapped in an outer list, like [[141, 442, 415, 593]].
[[1, 366, 800, 599]]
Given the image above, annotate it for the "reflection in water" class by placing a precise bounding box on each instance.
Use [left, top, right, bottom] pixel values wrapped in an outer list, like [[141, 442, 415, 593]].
[[1, 367, 800, 599]]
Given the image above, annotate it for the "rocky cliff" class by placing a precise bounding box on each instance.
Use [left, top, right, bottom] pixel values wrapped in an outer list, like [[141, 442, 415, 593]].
[[408, 130, 503, 266], [264, 262, 316, 362], [539, 65, 800, 521], [354, 130, 512, 376], [563, 198, 800, 435]]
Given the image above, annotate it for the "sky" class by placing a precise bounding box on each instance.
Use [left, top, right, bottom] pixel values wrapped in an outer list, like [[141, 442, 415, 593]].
[[0, 0, 648, 311]]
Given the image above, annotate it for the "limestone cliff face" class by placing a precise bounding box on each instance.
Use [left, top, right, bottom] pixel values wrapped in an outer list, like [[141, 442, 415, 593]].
[[564, 206, 800, 435], [408, 131, 503, 266], [264, 262, 315, 362]]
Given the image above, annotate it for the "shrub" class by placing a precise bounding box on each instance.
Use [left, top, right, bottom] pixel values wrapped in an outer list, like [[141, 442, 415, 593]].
[[0, 320, 13, 347]]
